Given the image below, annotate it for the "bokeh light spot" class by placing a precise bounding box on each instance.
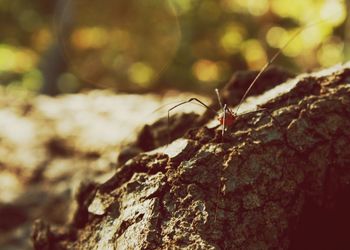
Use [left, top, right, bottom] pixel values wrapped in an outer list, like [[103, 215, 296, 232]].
[[241, 40, 267, 70], [0, 172, 23, 203], [0, 45, 37, 73], [317, 40, 344, 67], [320, 0, 346, 26], [300, 25, 324, 49], [266, 26, 288, 48], [128, 62, 155, 87], [71, 27, 108, 50], [22, 69, 43, 91], [220, 0, 269, 15], [247, 0, 269, 16], [15, 49, 38, 72], [32, 28, 53, 52], [220, 24, 244, 54], [270, 0, 309, 20], [282, 36, 303, 57], [0, 45, 16, 71], [192, 59, 220, 83], [58, 0, 180, 89]]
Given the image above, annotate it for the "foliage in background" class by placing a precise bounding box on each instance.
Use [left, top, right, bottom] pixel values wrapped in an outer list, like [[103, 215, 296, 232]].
[[0, 0, 348, 95]]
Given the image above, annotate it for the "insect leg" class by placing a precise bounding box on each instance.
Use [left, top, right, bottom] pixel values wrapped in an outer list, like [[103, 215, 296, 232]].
[[222, 104, 227, 138], [167, 98, 217, 144], [215, 88, 224, 110]]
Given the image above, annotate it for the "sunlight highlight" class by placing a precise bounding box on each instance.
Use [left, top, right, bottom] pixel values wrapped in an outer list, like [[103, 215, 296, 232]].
[[317, 40, 344, 67], [0, 45, 37, 73], [71, 27, 108, 50], [246, 0, 269, 16], [192, 59, 220, 83], [320, 0, 346, 26], [220, 23, 244, 54], [266, 26, 288, 48], [241, 40, 267, 70], [128, 62, 155, 87]]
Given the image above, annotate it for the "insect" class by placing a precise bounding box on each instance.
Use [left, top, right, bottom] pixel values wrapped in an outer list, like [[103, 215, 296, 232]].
[[166, 19, 328, 141]]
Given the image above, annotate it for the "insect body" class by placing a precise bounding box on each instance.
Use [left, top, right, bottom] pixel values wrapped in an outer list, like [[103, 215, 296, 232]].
[[217, 109, 235, 127], [214, 88, 237, 137]]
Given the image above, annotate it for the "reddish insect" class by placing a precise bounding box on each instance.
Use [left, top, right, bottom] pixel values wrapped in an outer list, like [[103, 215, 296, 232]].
[[217, 109, 235, 127], [167, 60, 277, 140], [215, 88, 237, 137]]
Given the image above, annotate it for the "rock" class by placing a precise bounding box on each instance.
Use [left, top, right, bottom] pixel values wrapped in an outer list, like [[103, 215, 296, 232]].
[[0, 89, 206, 250], [32, 63, 350, 249]]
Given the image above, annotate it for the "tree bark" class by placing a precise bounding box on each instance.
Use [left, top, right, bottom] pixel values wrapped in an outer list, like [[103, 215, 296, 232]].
[[33, 63, 350, 249]]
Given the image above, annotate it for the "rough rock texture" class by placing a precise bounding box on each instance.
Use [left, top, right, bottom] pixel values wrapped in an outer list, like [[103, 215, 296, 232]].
[[0, 89, 206, 250], [32, 63, 350, 249]]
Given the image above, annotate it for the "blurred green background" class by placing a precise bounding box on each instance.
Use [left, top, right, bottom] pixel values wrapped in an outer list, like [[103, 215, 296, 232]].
[[0, 0, 348, 96]]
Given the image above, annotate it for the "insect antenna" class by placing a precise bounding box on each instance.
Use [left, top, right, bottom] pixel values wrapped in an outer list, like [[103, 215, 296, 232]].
[[215, 88, 224, 110]]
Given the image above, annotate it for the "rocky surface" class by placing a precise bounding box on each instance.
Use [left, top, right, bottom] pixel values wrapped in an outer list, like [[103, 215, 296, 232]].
[[31, 63, 350, 249], [0, 89, 206, 250]]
